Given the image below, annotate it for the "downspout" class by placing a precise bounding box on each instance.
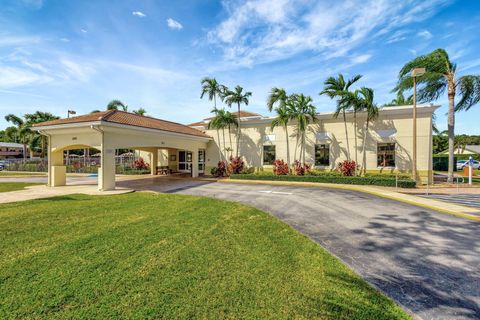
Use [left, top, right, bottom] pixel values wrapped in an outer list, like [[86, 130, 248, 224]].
[[91, 125, 104, 190], [38, 130, 51, 186]]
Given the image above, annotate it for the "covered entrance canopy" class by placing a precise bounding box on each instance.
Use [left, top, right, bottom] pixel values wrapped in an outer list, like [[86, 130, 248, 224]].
[[33, 110, 211, 191]]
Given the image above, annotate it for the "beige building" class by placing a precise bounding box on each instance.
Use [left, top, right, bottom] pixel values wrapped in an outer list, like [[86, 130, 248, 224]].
[[191, 104, 438, 183], [33, 104, 437, 191]]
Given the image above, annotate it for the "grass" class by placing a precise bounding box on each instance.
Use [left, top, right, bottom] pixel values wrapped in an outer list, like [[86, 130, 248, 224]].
[[0, 171, 46, 176], [0, 182, 42, 192], [0, 193, 410, 319]]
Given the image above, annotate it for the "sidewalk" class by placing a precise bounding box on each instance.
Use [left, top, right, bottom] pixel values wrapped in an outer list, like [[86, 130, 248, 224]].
[[223, 179, 480, 221], [0, 185, 133, 204]]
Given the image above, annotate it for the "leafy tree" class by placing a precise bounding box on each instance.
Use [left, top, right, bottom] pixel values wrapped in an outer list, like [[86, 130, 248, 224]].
[[394, 48, 480, 182], [223, 85, 252, 156], [222, 110, 238, 158], [268, 87, 292, 168], [288, 94, 316, 163], [208, 108, 226, 160], [320, 74, 362, 161], [107, 99, 128, 111], [200, 77, 226, 110], [133, 108, 147, 116]]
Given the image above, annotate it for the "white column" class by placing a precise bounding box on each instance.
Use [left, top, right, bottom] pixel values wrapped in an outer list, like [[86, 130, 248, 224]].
[[98, 146, 116, 191], [150, 149, 158, 175], [49, 148, 66, 187], [191, 148, 199, 178]]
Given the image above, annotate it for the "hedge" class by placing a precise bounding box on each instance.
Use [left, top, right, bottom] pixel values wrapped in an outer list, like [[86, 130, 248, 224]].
[[231, 174, 416, 188]]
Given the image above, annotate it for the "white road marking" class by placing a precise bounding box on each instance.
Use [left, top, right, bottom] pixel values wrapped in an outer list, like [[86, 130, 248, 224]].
[[259, 190, 292, 195]]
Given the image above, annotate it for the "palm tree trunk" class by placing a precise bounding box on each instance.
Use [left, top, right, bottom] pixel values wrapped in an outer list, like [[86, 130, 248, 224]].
[[362, 121, 369, 175], [285, 124, 290, 170], [228, 125, 233, 158], [343, 110, 351, 160], [236, 103, 241, 157], [222, 128, 227, 161], [354, 111, 358, 176], [447, 80, 455, 183], [302, 132, 306, 163], [216, 129, 222, 161]]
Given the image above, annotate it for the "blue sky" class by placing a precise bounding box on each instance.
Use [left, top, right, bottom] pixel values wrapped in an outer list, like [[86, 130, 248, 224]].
[[1, 0, 480, 133]]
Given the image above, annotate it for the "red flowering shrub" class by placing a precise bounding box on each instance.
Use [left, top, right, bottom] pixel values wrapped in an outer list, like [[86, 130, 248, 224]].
[[273, 160, 289, 175], [337, 160, 356, 176], [133, 157, 150, 170], [293, 160, 311, 176], [211, 160, 227, 177], [228, 156, 245, 174]]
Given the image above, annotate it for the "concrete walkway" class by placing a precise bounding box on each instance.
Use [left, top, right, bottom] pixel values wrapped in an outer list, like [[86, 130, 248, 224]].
[[0, 185, 133, 204]]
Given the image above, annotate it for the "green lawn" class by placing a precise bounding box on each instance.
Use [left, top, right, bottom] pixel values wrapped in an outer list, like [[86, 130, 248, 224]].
[[0, 193, 410, 319], [0, 182, 42, 192]]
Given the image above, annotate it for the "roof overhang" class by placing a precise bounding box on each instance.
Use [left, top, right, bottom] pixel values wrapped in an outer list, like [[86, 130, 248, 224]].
[[35, 120, 212, 142]]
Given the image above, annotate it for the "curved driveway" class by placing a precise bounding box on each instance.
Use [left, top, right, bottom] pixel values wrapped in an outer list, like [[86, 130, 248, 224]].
[[172, 181, 480, 320]]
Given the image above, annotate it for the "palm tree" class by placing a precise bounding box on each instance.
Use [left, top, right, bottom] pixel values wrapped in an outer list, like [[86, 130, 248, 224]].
[[107, 99, 128, 111], [200, 77, 226, 111], [133, 108, 147, 116], [24, 111, 59, 158], [222, 111, 238, 158], [4, 114, 27, 161], [395, 48, 480, 183], [320, 74, 362, 161], [267, 87, 292, 167], [208, 108, 225, 161], [351, 88, 379, 174], [224, 85, 252, 156], [288, 94, 317, 163], [383, 91, 413, 106]]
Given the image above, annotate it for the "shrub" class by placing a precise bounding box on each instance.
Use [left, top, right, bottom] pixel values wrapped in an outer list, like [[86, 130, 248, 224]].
[[293, 160, 311, 176], [133, 157, 150, 170], [212, 161, 227, 177], [231, 173, 416, 188], [338, 160, 356, 176], [228, 156, 245, 175], [307, 169, 342, 176], [364, 172, 411, 179], [273, 160, 289, 175]]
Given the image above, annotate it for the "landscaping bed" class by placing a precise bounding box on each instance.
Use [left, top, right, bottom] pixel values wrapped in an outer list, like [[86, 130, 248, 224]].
[[231, 173, 417, 188], [0, 193, 409, 319]]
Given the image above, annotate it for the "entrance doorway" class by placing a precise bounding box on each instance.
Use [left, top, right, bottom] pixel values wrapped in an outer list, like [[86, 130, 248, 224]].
[[178, 150, 206, 174]]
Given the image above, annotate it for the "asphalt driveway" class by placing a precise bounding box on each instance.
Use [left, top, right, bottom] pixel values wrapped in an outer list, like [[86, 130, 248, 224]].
[[172, 182, 480, 320]]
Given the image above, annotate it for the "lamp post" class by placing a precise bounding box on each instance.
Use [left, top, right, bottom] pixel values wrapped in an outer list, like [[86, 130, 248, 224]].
[[411, 68, 426, 181]]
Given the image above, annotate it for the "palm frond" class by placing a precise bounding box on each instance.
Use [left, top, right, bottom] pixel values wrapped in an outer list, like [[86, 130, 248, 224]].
[[455, 75, 480, 111]]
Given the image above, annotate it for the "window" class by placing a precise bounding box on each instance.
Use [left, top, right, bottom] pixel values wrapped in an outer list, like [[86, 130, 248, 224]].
[[263, 145, 276, 165], [315, 144, 330, 166], [377, 143, 395, 167]]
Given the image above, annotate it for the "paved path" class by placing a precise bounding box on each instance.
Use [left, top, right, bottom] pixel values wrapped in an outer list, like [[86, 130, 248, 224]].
[[417, 194, 480, 209], [172, 182, 480, 320]]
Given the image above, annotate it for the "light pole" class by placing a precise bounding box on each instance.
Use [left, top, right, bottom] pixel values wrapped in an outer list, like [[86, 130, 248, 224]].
[[66, 110, 76, 164], [411, 68, 426, 182]]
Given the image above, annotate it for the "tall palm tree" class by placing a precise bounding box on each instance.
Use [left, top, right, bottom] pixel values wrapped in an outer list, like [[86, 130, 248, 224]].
[[224, 85, 252, 156], [383, 91, 413, 106], [107, 99, 128, 111], [395, 48, 480, 182], [267, 87, 292, 167], [200, 77, 226, 111], [351, 88, 379, 174], [133, 108, 147, 116], [288, 94, 317, 163], [208, 108, 225, 161], [320, 74, 362, 161], [222, 111, 238, 158]]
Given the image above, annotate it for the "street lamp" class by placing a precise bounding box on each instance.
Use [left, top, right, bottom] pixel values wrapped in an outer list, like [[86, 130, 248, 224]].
[[411, 67, 426, 182]]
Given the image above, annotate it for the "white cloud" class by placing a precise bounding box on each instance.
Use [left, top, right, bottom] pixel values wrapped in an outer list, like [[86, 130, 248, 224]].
[[206, 0, 451, 67], [350, 54, 372, 64], [81, 28, 87, 33], [0, 66, 51, 88], [60, 38, 70, 42], [167, 18, 183, 30], [417, 30, 433, 39], [60, 59, 94, 82], [132, 11, 146, 18]]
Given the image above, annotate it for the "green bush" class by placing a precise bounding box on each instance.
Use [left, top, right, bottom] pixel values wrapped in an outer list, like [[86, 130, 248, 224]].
[[433, 156, 458, 171], [231, 173, 416, 188], [307, 169, 342, 176], [364, 172, 411, 179]]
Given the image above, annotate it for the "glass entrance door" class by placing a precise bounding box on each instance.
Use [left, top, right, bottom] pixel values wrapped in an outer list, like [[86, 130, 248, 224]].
[[178, 151, 192, 172], [198, 150, 205, 174]]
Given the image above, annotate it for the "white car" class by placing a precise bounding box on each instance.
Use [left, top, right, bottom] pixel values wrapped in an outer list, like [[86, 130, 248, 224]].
[[456, 159, 480, 170]]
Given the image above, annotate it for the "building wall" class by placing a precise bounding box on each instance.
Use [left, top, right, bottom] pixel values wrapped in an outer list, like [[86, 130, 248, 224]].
[[202, 106, 435, 183]]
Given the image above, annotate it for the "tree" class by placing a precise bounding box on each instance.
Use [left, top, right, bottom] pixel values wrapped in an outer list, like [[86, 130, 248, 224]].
[[223, 85, 252, 156], [267, 87, 292, 167], [4, 114, 27, 161], [107, 99, 128, 111], [383, 91, 413, 106], [222, 111, 238, 158], [320, 74, 362, 161], [24, 111, 60, 157], [133, 108, 147, 116], [200, 77, 226, 111], [208, 108, 226, 161], [288, 94, 317, 163], [394, 48, 480, 183], [352, 88, 379, 174]]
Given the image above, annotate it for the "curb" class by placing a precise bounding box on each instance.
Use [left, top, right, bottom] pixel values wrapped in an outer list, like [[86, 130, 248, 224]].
[[221, 179, 480, 221]]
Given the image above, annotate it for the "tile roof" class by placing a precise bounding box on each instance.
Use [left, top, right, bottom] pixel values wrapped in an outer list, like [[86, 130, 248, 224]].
[[188, 110, 262, 126], [33, 110, 210, 138]]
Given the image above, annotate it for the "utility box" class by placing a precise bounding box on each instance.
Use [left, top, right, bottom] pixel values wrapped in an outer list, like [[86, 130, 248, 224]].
[[463, 166, 471, 177]]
